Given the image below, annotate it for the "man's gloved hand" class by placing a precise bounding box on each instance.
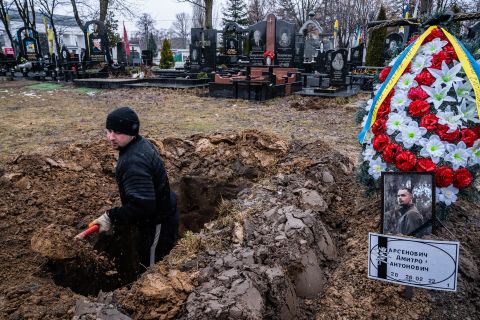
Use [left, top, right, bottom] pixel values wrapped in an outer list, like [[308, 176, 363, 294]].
[[88, 212, 112, 233]]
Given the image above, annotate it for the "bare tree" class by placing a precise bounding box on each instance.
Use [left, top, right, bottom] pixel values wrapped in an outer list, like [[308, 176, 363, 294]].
[[171, 12, 190, 48], [136, 13, 155, 50], [0, 0, 15, 46], [191, 0, 204, 27], [69, 0, 134, 30], [178, 0, 213, 29], [13, 0, 36, 29]]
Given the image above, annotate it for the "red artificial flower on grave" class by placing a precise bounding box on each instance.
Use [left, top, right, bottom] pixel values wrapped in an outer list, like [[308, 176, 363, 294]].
[[263, 50, 275, 59], [435, 166, 454, 187], [471, 126, 480, 138], [460, 128, 478, 147], [420, 114, 439, 131], [437, 124, 461, 143], [408, 100, 431, 117], [416, 158, 436, 172], [373, 134, 391, 152], [376, 101, 391, 119], [403, 63, 411, 75], [443, 44, 458, 61], [453, 168, 473, 189], [383, 143, 403, 163], [372, 118, 387, 135], [379, 66, 392, 83], [424, 28, 447, 43], [415, 69, 436, 86], [408, 86, 429, 101], [395, 150, 417, 171], [432, 50, 451, 68]]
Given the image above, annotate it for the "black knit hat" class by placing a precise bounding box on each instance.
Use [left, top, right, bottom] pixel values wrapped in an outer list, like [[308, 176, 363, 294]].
[[106, 107, 140, 136]]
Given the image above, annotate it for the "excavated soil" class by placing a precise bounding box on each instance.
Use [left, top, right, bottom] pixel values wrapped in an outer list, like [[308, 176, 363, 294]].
[[0, 83, 479, 319]]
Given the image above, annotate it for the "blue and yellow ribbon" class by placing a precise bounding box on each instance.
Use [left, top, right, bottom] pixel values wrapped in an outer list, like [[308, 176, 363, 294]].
[[358, 26, 437, 143], [358, 26, 480, 143]]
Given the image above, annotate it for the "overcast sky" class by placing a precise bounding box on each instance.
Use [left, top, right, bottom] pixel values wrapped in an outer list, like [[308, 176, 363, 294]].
[[122, 0, 225, 33]]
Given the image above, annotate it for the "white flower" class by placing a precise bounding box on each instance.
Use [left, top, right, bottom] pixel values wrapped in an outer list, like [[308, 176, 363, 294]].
[[386, 111, 411, 134], [397, 73, 418, 90], [468, 141, 480, 166], [368, 157, 387, 180], [419, 135, 446, 163], [436, 106, 464, 132], [428, 61, 463, 90], [391, 90, 411, 112], [445, 141, 471, 169], [436, 186, 459, 206], [421, 38, 448, 55], [411, 54, 433, 74], [365, 99, 374, 111], [453, 81, 475, 103], [457, 99, 480, 125], [362, 143, 377, 161], [421, 84, 457, 109], [395, 121, 427, 149]]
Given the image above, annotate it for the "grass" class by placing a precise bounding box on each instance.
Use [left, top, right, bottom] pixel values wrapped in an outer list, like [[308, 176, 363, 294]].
[[27, 83, 64, 90]]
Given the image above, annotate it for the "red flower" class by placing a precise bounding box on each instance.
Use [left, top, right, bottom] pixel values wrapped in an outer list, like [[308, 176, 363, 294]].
[[373, 134, 391, 152], [372, 118, 387, 135], [460, 128, 479, 147], [408, 100, 431, 117], [379, 67, 392, 83], [416, 158, 436, 172], [435, 166, 454, 187], [383, 143, 403, 163], [443, 44, 458, 61], [471, 126, 480, 138], [376, 101, 391, 119], [453, 168, 473, 189], [395, 151, 417, 171], [403, 63, 411, 75], [437, 124, 460, 143], [420, 114, 439, 131], [384, 90, 394, 105], [432, 50, 451, 67], [408, 86, 429, 101], [424, 28, 447, 43], [415, 69, 436, 86]]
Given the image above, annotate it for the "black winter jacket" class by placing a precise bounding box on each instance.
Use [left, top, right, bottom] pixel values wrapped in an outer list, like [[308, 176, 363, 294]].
[[107, 136, 172, 226]]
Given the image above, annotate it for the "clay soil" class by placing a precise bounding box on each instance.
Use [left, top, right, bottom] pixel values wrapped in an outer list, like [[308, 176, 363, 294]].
[[0, 80, 479, 319]]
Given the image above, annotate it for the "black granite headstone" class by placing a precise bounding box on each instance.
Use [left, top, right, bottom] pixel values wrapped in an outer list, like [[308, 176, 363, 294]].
[[329, 49, 348, 87], [60, 45, 70, 63], [142, 50, 152, 65], [350, 43, 364, 67], [84, 20, 111, 64], [16, 27, 41, 61], [275, 20, 295, 67], [384, 33, 404, 61], [190, 28, 217, 71], [248, 21, 267, 66], [324, 50, 334, 74]]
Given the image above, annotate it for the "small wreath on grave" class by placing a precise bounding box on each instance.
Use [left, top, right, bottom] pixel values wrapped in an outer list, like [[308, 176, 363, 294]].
[[263, 51, 275, 65], [358, 26, 480, 214]]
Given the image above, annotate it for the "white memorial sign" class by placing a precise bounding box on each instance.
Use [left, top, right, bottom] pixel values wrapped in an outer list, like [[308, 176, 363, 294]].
[[368, 233, 459, 291]]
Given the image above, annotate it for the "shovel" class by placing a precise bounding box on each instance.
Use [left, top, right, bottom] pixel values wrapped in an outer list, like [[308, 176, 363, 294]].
[[74, 224, 100, 240]]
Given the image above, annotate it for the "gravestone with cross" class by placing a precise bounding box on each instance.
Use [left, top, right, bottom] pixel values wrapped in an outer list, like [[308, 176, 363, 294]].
[[190, 28, 217, 71], [16, 27, 42, 62]]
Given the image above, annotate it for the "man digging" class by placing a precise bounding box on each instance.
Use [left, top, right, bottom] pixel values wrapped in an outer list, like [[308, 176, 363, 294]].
[[90, 106, 179, 275]]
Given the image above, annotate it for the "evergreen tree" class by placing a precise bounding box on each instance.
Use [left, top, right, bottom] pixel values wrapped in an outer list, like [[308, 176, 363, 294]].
[[147, 32, 157, 55], [365, 5, 387, 67], [222, 0, 249, 26], [160, 38, 174, 69]]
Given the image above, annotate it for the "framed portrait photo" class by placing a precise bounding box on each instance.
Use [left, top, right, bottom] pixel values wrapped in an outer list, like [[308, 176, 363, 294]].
[[381, 172, 435, 237]]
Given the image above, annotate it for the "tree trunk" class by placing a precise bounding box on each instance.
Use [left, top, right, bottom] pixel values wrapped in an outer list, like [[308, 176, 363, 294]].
[[70, 0, 85, 30], [99, 0, 108, 23], [50, 17, 61, 60], [0, 2, 14, 46], [204, 0, 213, 29]]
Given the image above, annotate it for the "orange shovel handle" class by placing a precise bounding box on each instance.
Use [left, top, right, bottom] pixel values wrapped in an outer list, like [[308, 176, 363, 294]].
[[75, 224, 100, 239]]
